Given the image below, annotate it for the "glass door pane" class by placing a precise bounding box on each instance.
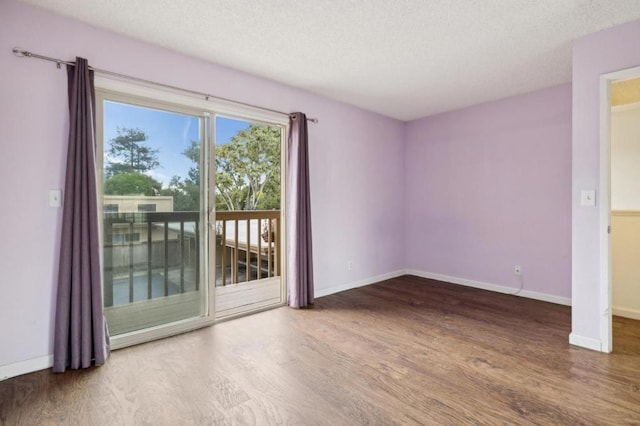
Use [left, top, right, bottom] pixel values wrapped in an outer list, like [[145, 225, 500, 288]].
[[101, 99, 206, 336], [213, 116, 285, 318]]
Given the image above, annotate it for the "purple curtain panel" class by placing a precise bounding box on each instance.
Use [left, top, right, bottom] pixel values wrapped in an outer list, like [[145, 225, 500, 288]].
[[287, 112, 314, 308], [53, 57, 109, 373]]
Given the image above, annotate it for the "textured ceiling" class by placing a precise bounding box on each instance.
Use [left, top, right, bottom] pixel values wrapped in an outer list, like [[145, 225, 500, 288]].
[[612, 77, 640, 107], [21, 0, 640, 121]]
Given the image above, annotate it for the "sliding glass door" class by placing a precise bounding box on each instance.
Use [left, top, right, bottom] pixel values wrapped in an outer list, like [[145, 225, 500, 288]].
[[97, 93, 208, 336], [96, 79, 288, 344], [212, 116, 285, 319]]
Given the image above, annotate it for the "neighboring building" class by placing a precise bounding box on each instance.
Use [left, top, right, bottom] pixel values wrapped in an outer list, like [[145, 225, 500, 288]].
[[103, 195, 174, 213], [102, 195, 198, 276], [103, 195, 178, 244]]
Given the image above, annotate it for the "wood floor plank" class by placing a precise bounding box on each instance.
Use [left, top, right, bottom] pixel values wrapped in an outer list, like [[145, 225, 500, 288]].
[[1, 276, 640, 425], [304, 286, 585, 423]]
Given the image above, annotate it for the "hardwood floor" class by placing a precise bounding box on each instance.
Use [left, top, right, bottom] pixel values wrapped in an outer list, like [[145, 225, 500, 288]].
[[1, 276, 640, 425]]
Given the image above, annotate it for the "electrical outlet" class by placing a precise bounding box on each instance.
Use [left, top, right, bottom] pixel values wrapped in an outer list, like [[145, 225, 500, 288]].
[[514, 265, 522, 276], [347, 260, 353, 271]]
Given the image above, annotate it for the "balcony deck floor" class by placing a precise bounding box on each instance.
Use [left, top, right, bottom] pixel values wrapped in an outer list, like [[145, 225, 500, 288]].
[[109, 262, 272, 307]]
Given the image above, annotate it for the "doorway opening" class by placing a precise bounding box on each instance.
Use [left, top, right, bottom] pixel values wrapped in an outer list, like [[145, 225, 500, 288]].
[[95, 77, 287, 349], [212, 116, 287, 320], [599, 66, 640, 353]]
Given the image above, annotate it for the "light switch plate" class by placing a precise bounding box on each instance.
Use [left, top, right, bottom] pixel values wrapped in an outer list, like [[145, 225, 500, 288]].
[[580, 190, 596, 207], [49, 189, 62, 207]]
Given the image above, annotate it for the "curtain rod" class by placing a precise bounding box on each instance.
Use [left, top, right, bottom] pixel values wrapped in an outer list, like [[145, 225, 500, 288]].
[[12, 47, 318, 123]]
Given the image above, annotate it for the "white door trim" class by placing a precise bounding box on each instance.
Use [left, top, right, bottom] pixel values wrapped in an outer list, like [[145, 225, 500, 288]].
[[598, 65, 640, 353]]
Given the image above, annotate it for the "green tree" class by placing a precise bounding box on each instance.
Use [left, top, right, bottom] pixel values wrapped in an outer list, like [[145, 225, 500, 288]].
[[215, 124, 281, 211], [106, 127, 159, 177], [160, 141, 201, 211], [183, 140, 201, 186], [104, 172, 161, 196], [161, 175, 200, 211], [159, 124, 280, 211]]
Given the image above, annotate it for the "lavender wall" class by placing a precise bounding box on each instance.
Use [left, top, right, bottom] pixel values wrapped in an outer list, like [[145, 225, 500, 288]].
[[5, 0, 636, 372], [405, 85, 572, 299], [572, 20, 640, 347], [0, 0, 405, 369]]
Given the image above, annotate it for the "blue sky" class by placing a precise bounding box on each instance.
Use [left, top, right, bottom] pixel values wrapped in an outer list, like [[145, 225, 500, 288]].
[[103, 101, 249, 185]]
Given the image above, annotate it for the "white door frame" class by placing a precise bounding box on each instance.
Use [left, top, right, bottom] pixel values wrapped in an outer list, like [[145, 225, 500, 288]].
[[598, 65, 640, 353]]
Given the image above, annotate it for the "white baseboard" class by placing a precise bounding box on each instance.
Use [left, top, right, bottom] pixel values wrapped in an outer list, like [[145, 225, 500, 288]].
[[569, 333, 603, 352], [613, 306, 640, 320], [315, 270, 406, 298], [406, 269, 572, 306], [0, 354, 53, 381]]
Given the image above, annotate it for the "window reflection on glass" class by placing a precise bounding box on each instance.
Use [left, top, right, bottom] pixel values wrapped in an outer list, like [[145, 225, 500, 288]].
[[101, 99, 203, 336]]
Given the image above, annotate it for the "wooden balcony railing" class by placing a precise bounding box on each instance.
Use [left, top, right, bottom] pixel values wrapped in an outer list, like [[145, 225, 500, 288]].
[[103, 210, 281, 307], [215, 210, 281, 286]]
